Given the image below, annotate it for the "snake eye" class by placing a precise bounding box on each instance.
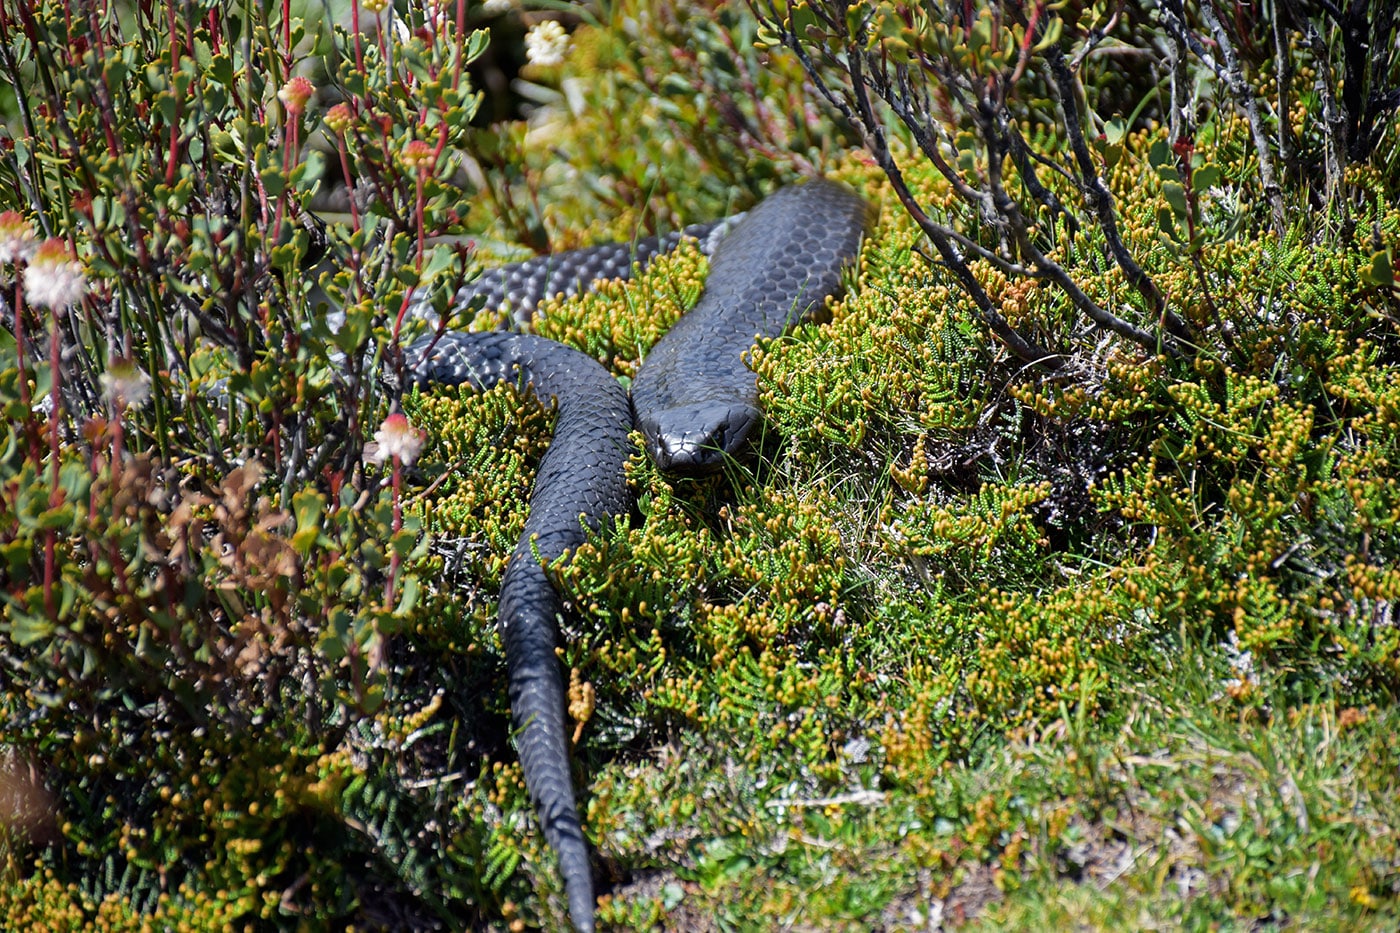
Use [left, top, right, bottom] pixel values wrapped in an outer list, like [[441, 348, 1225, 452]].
[[642, 402, 760, 475]]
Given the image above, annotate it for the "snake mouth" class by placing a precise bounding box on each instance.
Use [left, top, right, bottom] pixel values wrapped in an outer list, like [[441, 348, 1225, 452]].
[[640, 401, 761, 475]]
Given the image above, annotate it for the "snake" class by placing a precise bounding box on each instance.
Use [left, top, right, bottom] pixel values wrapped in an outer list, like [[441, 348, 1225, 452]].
[[403, 179, 870, 931]]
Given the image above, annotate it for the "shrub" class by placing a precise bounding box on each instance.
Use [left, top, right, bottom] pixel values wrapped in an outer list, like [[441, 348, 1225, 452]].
[[0, 0, 486, 924]]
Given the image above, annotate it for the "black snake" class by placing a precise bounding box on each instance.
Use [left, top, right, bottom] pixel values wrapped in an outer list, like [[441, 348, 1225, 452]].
[[404, 179, 870, 931]]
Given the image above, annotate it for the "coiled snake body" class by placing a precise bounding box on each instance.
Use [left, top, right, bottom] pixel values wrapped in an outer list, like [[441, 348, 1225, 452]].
[[405, 179, 869, 931]]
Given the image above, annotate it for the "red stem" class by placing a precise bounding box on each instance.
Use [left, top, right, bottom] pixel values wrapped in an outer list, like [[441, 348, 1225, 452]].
[[274, 121, 298, 241], [337, 138, 361, 230], [282, 0, 292, 71], [164, 0, 182, 186], [351, 0, 364, 75], [414, 171, 425, 267], [384, 457, 403, 605], [43, 315, 63, 619], [452, 0, 467, 89], [12, 282, 31, 416]]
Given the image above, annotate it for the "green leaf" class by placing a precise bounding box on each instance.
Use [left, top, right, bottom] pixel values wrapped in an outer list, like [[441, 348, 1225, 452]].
[[1161, 181, 1189, 219], [292, 488, 326, 556], [210, 52, 234, 87], [260, 165, 286, 198], [394, 576, 420, 616], [1361, 250, 1395, 288], [1, 539, 30, 582], [270, 241, 303, 272], [1192, 163, 1223, 191], [1148, 138, 1173, 170], [6, 610, 54, 647], [105, 58, 129, 86], [969, 11, 993, 56], [33, 150, 73, 168], [1032, 16, 1063, 52], [36, 504, 76, 532], [785, 5, 817, 43], [1157, 206, 1181, 243], [210, 130, 242, 160], [360, 684, 385, 714], [59, 461, 92, 500]]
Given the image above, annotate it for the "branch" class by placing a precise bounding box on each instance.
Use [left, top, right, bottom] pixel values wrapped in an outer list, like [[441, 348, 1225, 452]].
[[1043, 45, 1194, 347], [842, 45, 1060, 368], [1197, 0, 1288, 236], [1004, 126, 1082, 240], [1299, 19, 1348, 204], [1271, 3, 1298, 183]]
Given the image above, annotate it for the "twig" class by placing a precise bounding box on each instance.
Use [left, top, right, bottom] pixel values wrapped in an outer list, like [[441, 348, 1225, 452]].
[[1043, 45, 1194, 347], [764, 789, 886, 809], [1197, 1, 1288, 236]]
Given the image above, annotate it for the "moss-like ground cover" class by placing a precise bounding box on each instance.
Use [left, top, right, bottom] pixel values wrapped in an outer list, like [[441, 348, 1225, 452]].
[[2, 1, 1398, 930], [393, 148, 1400, 929]]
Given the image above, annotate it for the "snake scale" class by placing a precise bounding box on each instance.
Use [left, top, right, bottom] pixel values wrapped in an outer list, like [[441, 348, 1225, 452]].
[[404, 179, 870, 931]]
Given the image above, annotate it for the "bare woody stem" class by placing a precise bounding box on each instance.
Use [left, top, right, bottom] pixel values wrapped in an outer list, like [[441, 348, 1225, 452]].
[[843, 52, 1061, 369], [1193, 0, 1288, 236], [757, 0, 1188, 362], [1041, 45, 1195, 346]]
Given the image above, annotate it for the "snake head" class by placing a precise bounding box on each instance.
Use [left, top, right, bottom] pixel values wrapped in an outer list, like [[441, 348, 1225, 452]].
[[639, 401, 761, 475]]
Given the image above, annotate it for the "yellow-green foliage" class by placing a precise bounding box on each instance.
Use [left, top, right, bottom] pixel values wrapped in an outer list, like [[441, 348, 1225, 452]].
[[407, 382, 549, 549], [5, 0, 1400, 927], [483, 0, 852, 240], [400, 133, 1400, 900], [0, 871, 246, 932], [752, 238, 989, 454]]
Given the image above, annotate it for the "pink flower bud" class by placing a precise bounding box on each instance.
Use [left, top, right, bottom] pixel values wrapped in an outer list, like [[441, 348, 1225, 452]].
[[278, 76, 316, 118], [324, 102, 355, 135], [400, 140, 437, 172]]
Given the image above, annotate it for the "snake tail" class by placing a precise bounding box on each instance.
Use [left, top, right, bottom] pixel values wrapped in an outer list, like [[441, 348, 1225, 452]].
[[407, 331, 632, 932]]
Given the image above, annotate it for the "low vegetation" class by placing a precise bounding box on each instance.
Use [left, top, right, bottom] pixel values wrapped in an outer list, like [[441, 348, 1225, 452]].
[[1, 0, 1397, 929]]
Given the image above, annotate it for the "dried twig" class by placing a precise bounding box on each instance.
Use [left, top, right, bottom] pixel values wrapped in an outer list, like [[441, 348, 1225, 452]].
[[1196, 1, 1287, 236]]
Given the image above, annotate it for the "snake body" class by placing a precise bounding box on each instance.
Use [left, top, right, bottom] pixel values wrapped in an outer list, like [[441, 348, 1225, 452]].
[[408, 331, 629, 929], [439, 220, 736, 328], [405, 179, 869, 931]]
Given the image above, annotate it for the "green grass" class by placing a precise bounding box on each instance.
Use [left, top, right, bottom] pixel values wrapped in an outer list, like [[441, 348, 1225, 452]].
[[591, 668, 1400, 930]]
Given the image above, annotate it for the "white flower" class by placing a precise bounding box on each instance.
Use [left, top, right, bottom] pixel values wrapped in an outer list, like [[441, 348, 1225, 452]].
[[100, 358, 152, 408], [481, 0, 514, 14], [524, 20, 569, 67], [0, 211, 35, 265], [369, 412, 427, 466], [24, 238, 86, 311]]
